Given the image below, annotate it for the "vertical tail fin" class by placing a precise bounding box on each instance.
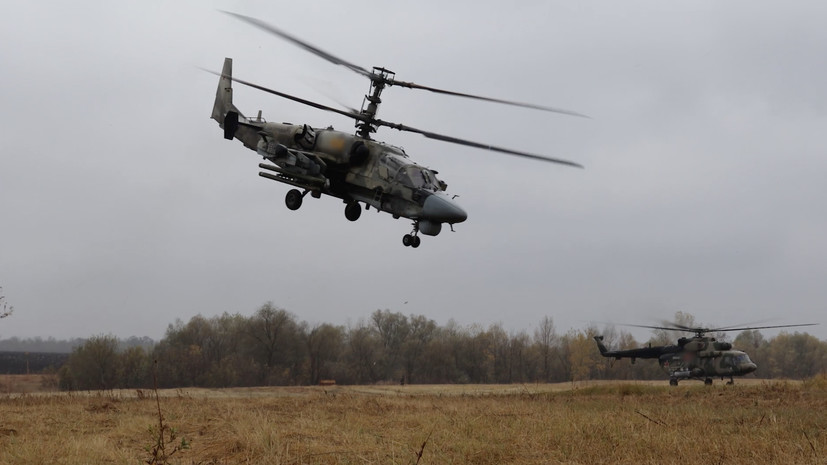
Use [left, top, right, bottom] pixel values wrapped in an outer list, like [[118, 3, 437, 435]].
[[594, 336, 609, 355], [211, 57, 244, 139]]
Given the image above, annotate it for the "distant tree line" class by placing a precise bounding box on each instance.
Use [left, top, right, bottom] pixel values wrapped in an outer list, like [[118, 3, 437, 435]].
[[50, 305, 827, 391], [0, 352, 68, 374], [0, 336, 155, 354]]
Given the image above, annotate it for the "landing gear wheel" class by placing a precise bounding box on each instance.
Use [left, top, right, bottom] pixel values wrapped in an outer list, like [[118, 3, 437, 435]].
[[704, 378, 713, 386], [285, 189, 303, 210], [403, 221, 422, 248], [669, 378, 678, 386], [403, 234, 421, 248], [344, 202, 361, 221]]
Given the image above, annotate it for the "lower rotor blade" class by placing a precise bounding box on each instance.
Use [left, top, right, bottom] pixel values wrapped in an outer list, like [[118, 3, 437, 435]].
[[377, 120, 583, 168], [200, 68, 364, 122]]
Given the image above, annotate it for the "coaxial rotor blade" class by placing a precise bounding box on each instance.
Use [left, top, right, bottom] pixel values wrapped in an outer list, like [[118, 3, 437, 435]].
[[201, 68, 366, 122], [391, 79, 589, 118], [221, 11, 373, 79], [375, 119, 583, 168], [201, 66, 583, 167], [221, 11, 588, 118]]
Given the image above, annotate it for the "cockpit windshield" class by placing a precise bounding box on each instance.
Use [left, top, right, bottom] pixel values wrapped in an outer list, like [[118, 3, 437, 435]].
[[733, 354, 751, 365], [396, 165, 441, 191], [380, 153, 407, 176]]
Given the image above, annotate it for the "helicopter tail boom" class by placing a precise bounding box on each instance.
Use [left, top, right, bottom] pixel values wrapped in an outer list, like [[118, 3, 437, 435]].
[[593, 335, 670, 360], [211, 57, 245, 139]]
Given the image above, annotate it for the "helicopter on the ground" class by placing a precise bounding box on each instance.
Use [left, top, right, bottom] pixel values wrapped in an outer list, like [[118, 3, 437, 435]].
[[594, 322, 817, 385], [209, 12, 584, 248]]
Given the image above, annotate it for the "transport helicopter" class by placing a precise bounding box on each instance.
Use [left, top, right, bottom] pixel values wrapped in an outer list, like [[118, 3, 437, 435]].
[[209, 12, 584, 248], [594, 322, 817, 385]]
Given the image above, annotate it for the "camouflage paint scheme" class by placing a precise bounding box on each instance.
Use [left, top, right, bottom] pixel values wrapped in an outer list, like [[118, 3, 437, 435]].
[[211, 58, 467, 247], [594, 335, 757, 385]]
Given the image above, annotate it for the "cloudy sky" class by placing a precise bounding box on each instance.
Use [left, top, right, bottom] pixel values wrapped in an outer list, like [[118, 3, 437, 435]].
[[1, 1, 825, 342]]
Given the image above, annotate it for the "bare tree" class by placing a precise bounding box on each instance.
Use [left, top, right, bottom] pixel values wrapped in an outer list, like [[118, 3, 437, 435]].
[[401, 314, 436, 383], [0, 287, 13, 319], [306, 323, 344, 385], [533, 316, 556, 382], [246, 302, 304, 384], [370, 309, 410, 380], [59, 335, 121, 390], [345, 322, 382, 383]]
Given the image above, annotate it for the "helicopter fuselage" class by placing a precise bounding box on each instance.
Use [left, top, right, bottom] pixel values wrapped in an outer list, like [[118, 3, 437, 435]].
[[211, 58, 466, 247], [210, 14, 585, 246], [659, 346, 757, 385], [594, 335, 757, 385]]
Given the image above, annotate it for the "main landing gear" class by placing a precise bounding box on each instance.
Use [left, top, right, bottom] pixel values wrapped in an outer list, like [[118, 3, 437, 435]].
[[669, 377, 720, 386], [285, 190, 363, 224], [402, 222, 421, 248], [285, 189, 306, 210], [344, 201, 361, 221]]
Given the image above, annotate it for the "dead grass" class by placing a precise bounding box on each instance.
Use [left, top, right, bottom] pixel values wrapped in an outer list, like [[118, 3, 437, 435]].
[[0, 374, 56, 394], [0, 379, 825, 464]]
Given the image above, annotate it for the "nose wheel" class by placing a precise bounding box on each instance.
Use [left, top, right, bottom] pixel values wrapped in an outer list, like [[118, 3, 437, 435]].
[[402, 222, 421, 248], [403, 234, 421, 248]]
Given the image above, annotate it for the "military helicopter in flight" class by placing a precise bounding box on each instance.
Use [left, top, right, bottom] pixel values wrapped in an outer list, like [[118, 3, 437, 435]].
[[208, 12, 584, 247], [594, 322, 817, 385]]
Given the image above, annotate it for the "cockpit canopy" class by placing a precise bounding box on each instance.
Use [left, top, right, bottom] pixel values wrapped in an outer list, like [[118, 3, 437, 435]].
[[395, 165, 442, 191], [380, 152, 445, 192]]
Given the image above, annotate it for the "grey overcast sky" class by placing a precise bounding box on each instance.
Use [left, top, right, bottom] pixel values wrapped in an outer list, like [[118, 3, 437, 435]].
[[1, 1, 825, 342]]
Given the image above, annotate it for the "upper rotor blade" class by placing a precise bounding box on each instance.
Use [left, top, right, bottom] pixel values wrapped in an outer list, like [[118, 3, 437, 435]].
[[200, 68, 365, 122], [392, 79, 589, 118], [221, 11, 373, 79], [376, 120, 583, 168], [221, 11, 587, 118]]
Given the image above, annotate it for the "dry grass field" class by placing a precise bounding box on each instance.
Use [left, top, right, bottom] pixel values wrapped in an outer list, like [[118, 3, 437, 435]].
[[0, 376, 825, 464]]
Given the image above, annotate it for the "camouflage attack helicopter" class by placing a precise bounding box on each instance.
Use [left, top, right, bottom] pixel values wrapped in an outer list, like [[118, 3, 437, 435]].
[[594, 322, 817, 385], [209, 12, 584, 248]]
